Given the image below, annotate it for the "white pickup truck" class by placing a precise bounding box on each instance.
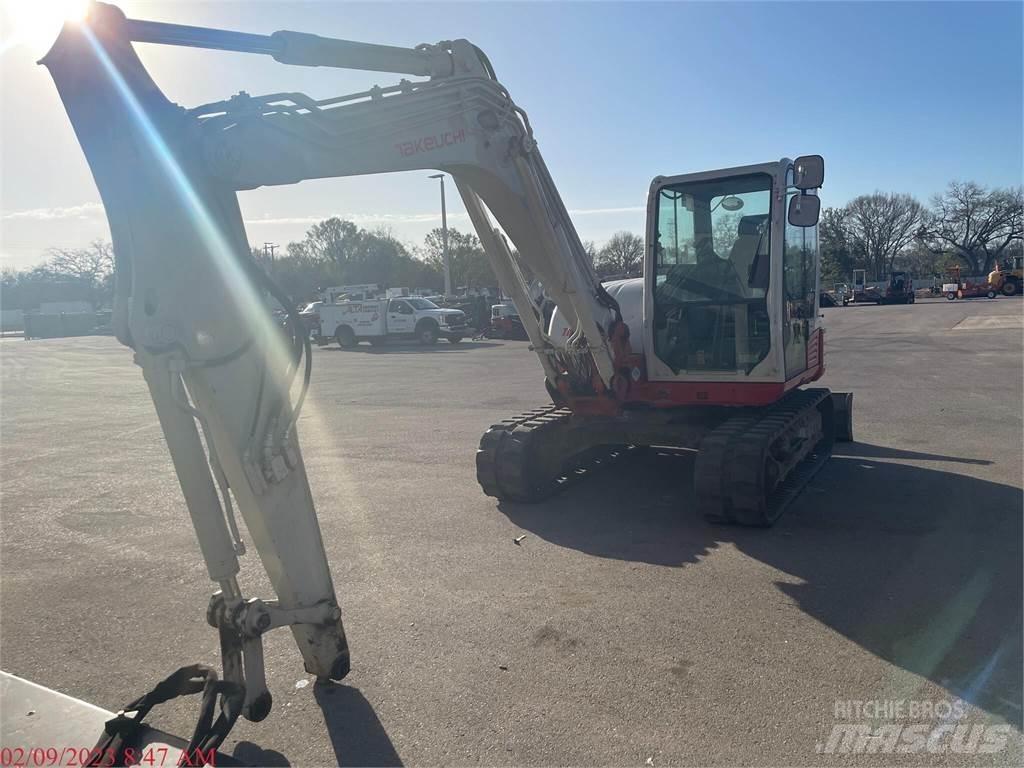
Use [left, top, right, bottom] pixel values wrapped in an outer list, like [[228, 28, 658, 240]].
[[317, 297, 468, 347]]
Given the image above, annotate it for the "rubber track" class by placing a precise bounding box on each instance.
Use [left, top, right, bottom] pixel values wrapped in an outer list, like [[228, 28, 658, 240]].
[[693, 411, 761, 523], [699, 388, 834, 526], [476, 407, 560, 497], [479, 389, 835, 522], [476, 406, 636, 502]]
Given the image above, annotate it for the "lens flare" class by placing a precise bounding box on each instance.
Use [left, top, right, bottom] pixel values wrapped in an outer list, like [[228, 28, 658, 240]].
[[80, 24, 308, 428], [1, 0, 89, 56]]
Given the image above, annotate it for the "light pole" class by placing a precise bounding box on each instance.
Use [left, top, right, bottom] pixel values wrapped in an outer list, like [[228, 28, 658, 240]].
[[428, 173, 451, 296]]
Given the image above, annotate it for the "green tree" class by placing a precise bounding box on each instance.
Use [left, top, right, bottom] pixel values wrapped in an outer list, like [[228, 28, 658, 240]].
[[276, 218, 442, 302], [818, 207, 856, 286], [421, 227, 495, 292], [286, 217, 363, 271]]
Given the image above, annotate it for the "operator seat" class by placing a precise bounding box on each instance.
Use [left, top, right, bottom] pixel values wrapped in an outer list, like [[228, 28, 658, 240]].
[[728, 214, 769, 295]]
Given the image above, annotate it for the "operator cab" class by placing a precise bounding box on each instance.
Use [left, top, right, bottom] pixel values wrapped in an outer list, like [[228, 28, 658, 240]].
[[644, 156, 823, 386]]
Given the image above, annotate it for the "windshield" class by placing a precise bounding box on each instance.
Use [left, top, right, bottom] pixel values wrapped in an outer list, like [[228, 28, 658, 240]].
[[653, 173, 772, 373], [406, 298, 439, 310]]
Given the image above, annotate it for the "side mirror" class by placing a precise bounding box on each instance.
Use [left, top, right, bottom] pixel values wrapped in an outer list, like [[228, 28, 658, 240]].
[[788, 193, 821, 227], [793, 154, 824, 190]]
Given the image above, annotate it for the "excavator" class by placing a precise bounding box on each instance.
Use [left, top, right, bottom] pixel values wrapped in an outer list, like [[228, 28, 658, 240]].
[[41, 1, 853, 737]]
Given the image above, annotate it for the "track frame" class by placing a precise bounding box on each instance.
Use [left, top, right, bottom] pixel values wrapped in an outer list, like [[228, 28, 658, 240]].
[[476, 388, 851, 525]]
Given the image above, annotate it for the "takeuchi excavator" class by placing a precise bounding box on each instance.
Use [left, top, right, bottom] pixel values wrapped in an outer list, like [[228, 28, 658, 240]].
[[43, 2, 852, 726]]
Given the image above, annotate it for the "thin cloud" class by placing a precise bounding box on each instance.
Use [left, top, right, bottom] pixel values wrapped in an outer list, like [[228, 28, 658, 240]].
[[2, 202, 644, 226], [1, 203, 105, 220], [242, 205, 644, 226], [243, 212, 471, 226]]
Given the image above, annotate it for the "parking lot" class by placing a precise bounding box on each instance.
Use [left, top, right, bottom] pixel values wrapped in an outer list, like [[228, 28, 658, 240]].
[[1, 297, 1021, 766]]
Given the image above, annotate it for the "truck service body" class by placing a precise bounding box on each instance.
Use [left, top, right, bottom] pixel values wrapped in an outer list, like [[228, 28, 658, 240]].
[[318, 297, 468, 346]]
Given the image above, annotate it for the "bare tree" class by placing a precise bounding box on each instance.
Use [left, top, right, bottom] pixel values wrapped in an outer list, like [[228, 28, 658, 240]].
[[595, 231, 644, 277], [581, 240, 598, 268], [47, 240, 113, 284], [712, 212, 744, 257], [844, 193, 923, 280], [45, 240, 115, 307], [917, 182, 1023, 275]]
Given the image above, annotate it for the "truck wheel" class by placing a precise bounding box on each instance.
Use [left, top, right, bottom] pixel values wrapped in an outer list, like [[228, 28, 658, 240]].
[[335, 326, 356, 348], [946, 292, 957, 301], [416, 321, 438, 345], [987, 289, 997, 299], [447, 336, 463, 344], [1002, 280, 1019, 296]]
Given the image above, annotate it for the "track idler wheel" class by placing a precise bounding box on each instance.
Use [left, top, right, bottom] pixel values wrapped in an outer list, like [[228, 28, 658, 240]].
[[476, 407, 638, 504], [475, 408, 569, 503]]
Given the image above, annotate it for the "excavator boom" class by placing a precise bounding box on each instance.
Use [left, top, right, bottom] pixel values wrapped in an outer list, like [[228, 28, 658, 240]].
[[49, 3, 624, 396], [41, 1, 627, 721]]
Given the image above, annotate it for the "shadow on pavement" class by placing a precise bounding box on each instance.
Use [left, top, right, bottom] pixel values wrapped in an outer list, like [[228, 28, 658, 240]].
[[497, 450, 1022, 726], [313, 681, 402, 767], [836, 441, 993, 465], [232, 741, 291, 766]]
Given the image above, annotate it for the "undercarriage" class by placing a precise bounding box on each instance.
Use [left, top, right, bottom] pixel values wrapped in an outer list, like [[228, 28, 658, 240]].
[[477, 388, 854, 526]]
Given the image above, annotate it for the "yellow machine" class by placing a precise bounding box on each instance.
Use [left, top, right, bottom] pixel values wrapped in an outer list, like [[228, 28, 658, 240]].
[[989, 254, 1023, 296]]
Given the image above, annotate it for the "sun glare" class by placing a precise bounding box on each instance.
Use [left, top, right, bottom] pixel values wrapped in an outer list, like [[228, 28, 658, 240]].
[[1, 0, 90, 56]]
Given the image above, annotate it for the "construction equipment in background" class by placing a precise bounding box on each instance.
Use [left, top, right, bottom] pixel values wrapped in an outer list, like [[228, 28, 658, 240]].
[[843, 268, 876, 304], [943, 265, 999, 300], [842, 269, 914, 305], [883, 271, 915, 304], [849, 268, 870, 303], [989, 254, 1023, 296], [44, 2, 853, 727]]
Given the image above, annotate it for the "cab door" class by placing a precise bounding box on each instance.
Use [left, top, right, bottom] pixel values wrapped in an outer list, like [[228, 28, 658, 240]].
[[387, 299, 415, 334], [782, 191, 818, 378]]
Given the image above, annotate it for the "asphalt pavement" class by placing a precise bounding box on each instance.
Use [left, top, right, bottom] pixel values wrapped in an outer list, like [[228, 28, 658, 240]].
[[1, 297, 1021, 766]]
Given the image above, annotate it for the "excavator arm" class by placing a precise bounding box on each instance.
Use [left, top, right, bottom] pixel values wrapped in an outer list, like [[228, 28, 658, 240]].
[[52, 3, 626, 392], [41, 2, 624, 721]]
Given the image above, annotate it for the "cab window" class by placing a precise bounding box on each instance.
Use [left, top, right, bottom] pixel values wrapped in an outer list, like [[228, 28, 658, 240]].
[[653, 173, 772, 373]]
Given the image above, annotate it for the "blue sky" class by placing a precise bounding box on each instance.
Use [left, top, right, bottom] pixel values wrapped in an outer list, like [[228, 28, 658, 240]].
[[1, 0, 1021, 268]]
